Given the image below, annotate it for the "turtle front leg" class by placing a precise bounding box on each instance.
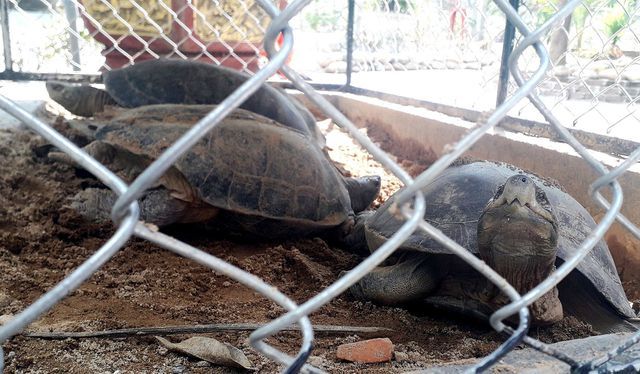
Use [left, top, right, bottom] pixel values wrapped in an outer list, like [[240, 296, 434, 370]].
[[346, 252, 443, 305], [69, 188, 116, 223]]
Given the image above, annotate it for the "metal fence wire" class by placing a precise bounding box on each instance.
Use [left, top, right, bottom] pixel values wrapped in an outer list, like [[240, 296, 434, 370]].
[[0, 0, 639, 372]]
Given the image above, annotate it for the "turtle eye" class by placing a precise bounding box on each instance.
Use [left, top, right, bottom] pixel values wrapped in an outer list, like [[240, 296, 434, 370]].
[[521, 177, 527, 183]]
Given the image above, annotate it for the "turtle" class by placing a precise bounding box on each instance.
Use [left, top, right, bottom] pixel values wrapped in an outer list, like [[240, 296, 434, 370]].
[[45, 58, 323, 145], [50, 104, 380, 239], [345, 160, 637, 333]]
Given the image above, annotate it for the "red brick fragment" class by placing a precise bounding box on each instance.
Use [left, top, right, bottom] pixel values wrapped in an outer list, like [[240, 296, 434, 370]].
[[336, 338, 394, 363]]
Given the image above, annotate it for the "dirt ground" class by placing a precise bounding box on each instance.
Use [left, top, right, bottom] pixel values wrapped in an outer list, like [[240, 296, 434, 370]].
[[0, 107, 636, 373]]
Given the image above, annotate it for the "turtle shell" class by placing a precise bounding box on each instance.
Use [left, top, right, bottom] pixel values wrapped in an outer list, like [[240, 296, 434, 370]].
[[94, 104, 352, 233], [366, 160, 635, 318], [102, 59, 319, 142]]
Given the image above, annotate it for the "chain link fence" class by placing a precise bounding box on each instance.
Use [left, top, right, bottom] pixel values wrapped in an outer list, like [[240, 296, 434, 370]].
[[336, 0, 640, 142], [0, 0, 640, 372], [0, 0, 287, 77]]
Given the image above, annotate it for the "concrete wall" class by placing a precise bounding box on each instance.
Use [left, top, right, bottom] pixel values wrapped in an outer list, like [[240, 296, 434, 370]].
[[314, 93, 639, 220], [294, 91, 640, 267]]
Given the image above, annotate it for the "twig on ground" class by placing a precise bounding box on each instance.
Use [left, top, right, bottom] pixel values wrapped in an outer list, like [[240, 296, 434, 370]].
[[24, 323, 394, 339]]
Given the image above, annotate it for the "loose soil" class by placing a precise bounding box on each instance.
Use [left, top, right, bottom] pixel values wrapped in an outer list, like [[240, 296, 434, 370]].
[[0, 109, 634, 373]]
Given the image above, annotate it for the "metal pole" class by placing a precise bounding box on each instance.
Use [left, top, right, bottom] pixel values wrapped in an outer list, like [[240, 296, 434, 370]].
[[0, 0, 13, 72], [345, 0, 355, 88], [62, 0, 81, 71], [495, 0, 519, 106]]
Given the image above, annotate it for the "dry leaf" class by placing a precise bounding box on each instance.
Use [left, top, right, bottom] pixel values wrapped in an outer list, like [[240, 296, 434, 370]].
[[155, 336, 253, 370]]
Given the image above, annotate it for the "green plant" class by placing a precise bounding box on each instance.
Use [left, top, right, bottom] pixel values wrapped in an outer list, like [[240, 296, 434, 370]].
[[379, 0, 414, 13], [603, 6, 629, 45], [532, 0, 558, 26], [304, 7, 342, 32]]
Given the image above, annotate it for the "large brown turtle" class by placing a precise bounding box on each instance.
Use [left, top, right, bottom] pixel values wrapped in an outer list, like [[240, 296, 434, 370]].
[[346, 160, 637, 333], [52, 104, 380, 238], [45, 59, 322, 145]]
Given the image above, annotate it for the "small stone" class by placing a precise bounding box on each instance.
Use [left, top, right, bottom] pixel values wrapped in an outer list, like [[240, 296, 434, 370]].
[[0, 292, 14, 308], [552, 65, 574, 77], [194, 360, 210, 367], [623, 69, 640, 81], [172, 364, 186, 373], [222, 281, 231, 287], [336, 338, 394, 363], [157, 346, 168, 356], [430, 60, 446, 70], [463, 62, 481, 70], [0, 314, 13, 325], [307, 355, 326, 368], [597, 68, 621, 80], [324, 61, 347, 73], [404, 62, 419, 70], [392, 63, 406, 71], [394, 351, 409, 362]]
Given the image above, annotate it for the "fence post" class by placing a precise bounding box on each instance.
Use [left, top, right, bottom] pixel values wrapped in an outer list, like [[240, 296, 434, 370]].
[[62, 0, 81, 71], [0, 0, 12, 72], [345, 0, 355, 88], [496, 0, 519, 106]]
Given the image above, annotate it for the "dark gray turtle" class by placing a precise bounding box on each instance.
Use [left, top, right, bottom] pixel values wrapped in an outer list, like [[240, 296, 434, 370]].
[[52, 104, 380, 238], [45, 59, 322, 145], [347, 160, 637, 332]]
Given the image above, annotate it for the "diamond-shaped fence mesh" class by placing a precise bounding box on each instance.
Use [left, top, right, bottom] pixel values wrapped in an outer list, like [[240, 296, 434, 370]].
[[507, 0, 640, 140], [0, 0, 639, 372], [1, 0, 286, 74]]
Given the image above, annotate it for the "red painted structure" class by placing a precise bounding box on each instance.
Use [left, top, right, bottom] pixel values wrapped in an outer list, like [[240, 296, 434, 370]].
[[79, 0, 287, 71]]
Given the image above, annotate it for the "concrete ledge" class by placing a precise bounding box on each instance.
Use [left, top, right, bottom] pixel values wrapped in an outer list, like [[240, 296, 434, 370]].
[[299, 92, 640, 222], [424, 332, 639, 373]]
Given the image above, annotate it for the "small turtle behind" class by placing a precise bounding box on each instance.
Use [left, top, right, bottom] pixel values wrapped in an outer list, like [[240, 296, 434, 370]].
[[46, 59, 322, 145], [346, 161, 636, 332], [52, 104, 380, 239]]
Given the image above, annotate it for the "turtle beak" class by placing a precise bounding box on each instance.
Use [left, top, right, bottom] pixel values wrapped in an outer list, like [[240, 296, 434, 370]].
[[506, 196, 524, 206], [491, 174, 555, 224]]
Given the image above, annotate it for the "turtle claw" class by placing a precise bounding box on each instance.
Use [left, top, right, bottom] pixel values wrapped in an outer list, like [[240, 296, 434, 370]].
[[69, 188, 117, 223], [48, 150, 75, 166]]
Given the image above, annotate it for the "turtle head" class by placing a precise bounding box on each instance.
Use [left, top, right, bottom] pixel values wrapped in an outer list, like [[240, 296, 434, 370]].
[[500, 174, 537, 206], [46, 81, 89, 116], [344, 175, 381, 213], [478, 174, 562, 325], [46, 81, 78, 106], [46, 81, 114, 117], [487, 174, 555, 224]]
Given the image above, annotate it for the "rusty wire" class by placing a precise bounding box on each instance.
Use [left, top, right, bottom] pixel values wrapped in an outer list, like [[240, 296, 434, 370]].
[[0, 0, 639, 372]]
